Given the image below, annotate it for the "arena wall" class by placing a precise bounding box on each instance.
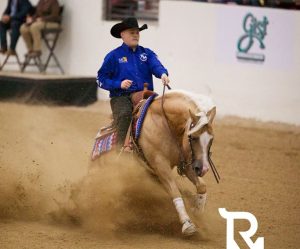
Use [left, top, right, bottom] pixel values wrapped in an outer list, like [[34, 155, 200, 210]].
[[0, 0, 299, 124]]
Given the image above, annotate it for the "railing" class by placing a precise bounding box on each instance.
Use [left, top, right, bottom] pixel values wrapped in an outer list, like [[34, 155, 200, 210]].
[[196, 0, 300, 10], [104, 0, 299, 22], [105, 0, 159, 21]]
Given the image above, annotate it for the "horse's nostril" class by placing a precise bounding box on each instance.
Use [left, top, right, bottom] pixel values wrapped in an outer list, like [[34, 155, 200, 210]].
[[192, 160, 203, 177]]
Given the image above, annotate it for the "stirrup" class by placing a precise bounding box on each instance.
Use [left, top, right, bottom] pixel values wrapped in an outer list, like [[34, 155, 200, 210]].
[[122, 145, 133, 153], [117, 145, 133, 160]]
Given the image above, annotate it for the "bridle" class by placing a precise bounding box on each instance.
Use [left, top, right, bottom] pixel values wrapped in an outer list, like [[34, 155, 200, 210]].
[[161, 85, 220, 183]]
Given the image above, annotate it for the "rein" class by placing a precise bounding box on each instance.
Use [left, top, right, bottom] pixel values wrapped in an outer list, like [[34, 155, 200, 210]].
[[161, 85, 220, 183], [161, 84, 192, 175], [209, 149, 221, 184]]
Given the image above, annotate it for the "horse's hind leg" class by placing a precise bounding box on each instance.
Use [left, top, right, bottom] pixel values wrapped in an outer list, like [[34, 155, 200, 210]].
[[185, 167, 207, 214], [151, 156, 197, 236]]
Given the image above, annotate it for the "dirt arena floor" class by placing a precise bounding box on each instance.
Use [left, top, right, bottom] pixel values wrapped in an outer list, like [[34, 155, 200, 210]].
[[0, 101, 299, 249]]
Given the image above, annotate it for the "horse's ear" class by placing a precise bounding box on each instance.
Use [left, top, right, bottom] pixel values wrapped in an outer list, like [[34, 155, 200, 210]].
[[189, 109, 200, 124], [207, 106, 216, 125], [187, 110, 208, 136]]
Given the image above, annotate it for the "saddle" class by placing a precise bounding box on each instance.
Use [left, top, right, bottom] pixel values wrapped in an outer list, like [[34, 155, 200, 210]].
[[123, 85, 157, 151], [91, 84, 157, 160]]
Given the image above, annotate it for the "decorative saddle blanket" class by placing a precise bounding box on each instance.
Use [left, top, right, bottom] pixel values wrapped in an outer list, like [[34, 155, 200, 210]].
[[91, 125, 117, 161]]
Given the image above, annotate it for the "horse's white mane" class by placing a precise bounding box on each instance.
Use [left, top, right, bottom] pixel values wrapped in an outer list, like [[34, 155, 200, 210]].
[[168, 89, 216, 113]]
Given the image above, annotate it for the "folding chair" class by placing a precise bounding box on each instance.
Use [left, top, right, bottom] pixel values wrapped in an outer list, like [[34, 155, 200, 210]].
[[21, 52, 44, 72], [21, 6, 64, 74], [0, 51, 22, 71], [41, 22, 64, 74], [0, 31, 22, 71]]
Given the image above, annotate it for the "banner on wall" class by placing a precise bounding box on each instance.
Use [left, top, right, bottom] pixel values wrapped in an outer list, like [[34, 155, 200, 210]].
[[216, 7, 295, 68], [236, 13, 268, 62]]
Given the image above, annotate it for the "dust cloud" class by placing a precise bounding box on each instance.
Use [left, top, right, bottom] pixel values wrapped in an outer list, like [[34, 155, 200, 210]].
[[0, 102, 206, 238]]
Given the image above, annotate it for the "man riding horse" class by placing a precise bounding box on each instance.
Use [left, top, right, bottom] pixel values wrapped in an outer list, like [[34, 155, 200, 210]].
[[95, 18, 219, 236], [97, 17, 170, 151]]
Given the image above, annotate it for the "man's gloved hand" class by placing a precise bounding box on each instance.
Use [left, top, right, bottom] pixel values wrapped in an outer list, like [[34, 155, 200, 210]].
[[161, 73, 170, 86]]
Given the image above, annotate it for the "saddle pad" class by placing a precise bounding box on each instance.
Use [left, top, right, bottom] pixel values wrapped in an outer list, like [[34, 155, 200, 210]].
[[91, 129, 117, 161], [135, 93, 158, 140]]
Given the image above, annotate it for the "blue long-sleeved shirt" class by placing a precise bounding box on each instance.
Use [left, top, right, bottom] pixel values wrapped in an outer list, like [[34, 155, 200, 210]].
[[97, 43, 168, 97]]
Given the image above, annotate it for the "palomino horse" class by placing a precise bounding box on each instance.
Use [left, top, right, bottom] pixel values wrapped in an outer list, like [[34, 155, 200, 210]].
[[137, 90, 216, 236]]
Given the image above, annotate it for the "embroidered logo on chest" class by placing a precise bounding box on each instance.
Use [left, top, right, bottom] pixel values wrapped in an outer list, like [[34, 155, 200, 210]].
[[118, 57, 128, 63], [140, 53, 147, 62]]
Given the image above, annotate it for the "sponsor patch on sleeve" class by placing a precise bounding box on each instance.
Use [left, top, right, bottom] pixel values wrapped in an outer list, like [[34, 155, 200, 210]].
[[118, 57, 128, 63]]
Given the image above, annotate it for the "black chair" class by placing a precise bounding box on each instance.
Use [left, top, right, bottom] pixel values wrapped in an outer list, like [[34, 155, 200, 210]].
[[21, 6, 64, 74], [41, 22, 64, 74], [21, 49, 44, 72]]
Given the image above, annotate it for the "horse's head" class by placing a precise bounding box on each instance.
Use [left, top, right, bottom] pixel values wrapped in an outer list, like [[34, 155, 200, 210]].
[[183, 106, 216, 177]]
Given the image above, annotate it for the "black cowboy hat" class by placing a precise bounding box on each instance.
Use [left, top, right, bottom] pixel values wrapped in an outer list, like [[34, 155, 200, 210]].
[[110, 17, 148, 38]]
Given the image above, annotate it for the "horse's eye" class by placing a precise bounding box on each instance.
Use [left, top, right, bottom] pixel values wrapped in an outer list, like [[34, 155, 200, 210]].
[[188, 136, 197, 142]]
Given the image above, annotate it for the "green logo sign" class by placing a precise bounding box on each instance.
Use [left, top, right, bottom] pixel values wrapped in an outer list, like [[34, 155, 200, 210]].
[[237, 13, 269, 62]]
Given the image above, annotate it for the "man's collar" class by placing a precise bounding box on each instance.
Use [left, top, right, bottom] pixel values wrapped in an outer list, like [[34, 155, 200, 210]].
[[122, 43, 139, 52]]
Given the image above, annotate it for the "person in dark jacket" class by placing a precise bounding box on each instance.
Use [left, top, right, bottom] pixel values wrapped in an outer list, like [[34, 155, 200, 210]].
[[20, 0, 60, 57], [0, 0, 32, 55], [97, 17, 170, 150]]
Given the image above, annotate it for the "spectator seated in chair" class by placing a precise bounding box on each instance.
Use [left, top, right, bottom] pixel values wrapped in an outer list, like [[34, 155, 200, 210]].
[[0, 0, 32, 56], [20, 0, 60, 58]]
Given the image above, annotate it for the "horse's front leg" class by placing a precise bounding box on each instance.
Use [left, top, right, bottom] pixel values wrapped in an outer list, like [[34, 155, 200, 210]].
[[151, 156, 197, 236], [185, 166, 207, 214]]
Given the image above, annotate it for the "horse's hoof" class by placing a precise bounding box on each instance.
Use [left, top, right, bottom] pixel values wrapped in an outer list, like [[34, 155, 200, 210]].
[[182, 220, 197, 236]]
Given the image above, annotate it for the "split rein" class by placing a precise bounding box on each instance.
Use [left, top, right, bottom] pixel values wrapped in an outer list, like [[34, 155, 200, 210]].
[[161, 84, 220, 183]]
